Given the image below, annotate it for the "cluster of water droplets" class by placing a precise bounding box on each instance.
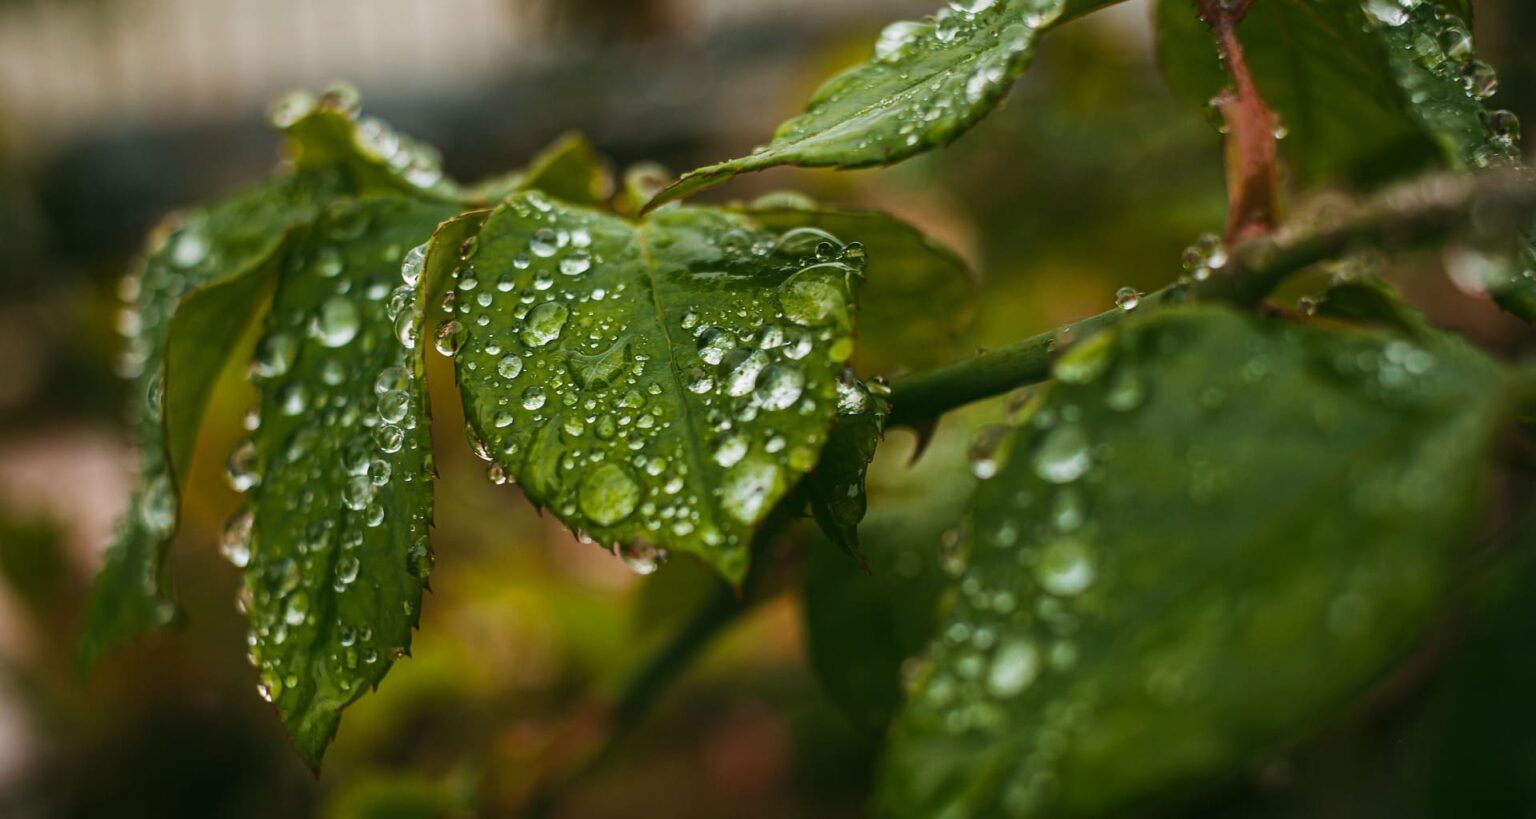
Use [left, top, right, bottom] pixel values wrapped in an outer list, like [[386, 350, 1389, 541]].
[[442, 192, 862, 577], [230, 205, 436, 706], [267, 84, 451, 192], [1365, 0, 1520, 167], [111, 216, 225, 549], [773, 0, 1061, 157]]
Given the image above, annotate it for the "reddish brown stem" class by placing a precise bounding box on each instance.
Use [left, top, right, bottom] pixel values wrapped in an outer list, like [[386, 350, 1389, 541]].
[[1197, 0, 1280, 244]]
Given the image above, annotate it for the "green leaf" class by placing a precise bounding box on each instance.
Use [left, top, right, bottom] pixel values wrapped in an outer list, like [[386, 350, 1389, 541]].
[[879, 307, 1512, 819], [646, 0, 1128, 210], [803, 430, 974, 728], [1155, 0, 1430, 186], [272, 86, 463, 203], [1155, 0, 1515, 183], [78, 173, 344, 670], [237, 196, 458, 768], [1411, 526, 1536, 815], [470, 132, 615, 207], [738, 196, 977, 374], [1310, 276, 1434, 337], [1486, 243, 1536, 324], [805, 376, 890, 562], [444, 191, 863, 584], [80, 87, 467, 669]]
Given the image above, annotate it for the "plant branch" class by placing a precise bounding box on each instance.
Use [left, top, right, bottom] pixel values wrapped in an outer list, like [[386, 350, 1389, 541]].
[[887, 171, 1536, 428], [1197, 0, 1281, 243]]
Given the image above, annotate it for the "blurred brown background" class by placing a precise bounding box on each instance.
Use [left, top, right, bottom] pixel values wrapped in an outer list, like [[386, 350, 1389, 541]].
[[0, 1, 1532, 817]]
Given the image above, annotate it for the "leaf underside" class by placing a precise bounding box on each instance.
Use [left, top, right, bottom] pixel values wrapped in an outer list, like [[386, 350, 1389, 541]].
[[805, 380, 889, 563], [646, 0, 1128, 210], [802, 429, 975, 728], [445, 192, 864, 583], [79, 171, 347, 669], [880, 307, 1508, 819]]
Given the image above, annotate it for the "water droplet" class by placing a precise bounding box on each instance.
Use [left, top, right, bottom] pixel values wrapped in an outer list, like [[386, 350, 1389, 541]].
[[375, 424, 404, 453], [579, 463, 642, 526], [1035, 537, 1096, 596], [1114, 287, 1142, 311], [968, 426, 1011, 480], [498, 355, 525, 379], [617, 541, 668, 574], [531, 228, 564, 258], [226, 439, 260, 491], [220, 509, 253, 567], [875, 20, 929, 62], [171, 227, 210, 268], [400, 243, 427, 286], [394, 310, 418, 350], [987, 639, 1040, 698], [1033, 423, 1090, 484], [521, 386, 547, 410], [312, 297, 360, 347], [406, 537, 434, 580], [779, 275, 847, 327], [721, 348, 770, 397], [754, 364, 805, 410], [377, 389, 410, 423], [314, 246, 345, 278], [253, 332, 298, 379], [434, 319, 465, 357], [521, 302, 569, 348], [720, 457, 784, 524], [560, 251, 592, 276]]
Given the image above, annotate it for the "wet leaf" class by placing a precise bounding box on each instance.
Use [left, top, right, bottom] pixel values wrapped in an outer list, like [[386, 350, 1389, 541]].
[[445, 191, 863, 583], [803, 431, 974, 728], [470, 132, 614, 207], [274, 86, 462, 202], [78, 173, 344, 670], [805, 376, 890, 562], [80, 86, 517, 672], [646, 0, 1129, 210], [1156, 0, 1439, 186], [738, 196, 977, 374], [880, 308, 1513, 819], [238, 196, 458, 768], [1156, 1, 1534, 318]]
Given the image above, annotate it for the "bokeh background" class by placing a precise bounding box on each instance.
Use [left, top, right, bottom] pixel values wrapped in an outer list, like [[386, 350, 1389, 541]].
[[0, 1, 1533, 817]]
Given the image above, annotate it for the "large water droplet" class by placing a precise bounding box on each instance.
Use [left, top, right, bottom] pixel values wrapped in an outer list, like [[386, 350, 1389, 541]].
[[1035, 537, 1096, 596], [521, 302, 570, 348], [579, 463, 642, 527], [755, 364, 805, 410], [720, 457, 784, 524], [779, 275, 847, 327], [987, 639, 1040, 698], [1033, 423, 1090, 484], [313, 297, 360, 347]]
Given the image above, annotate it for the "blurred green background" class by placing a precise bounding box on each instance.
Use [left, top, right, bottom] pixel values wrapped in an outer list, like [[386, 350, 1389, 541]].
[[0, 1, 1532, 816]]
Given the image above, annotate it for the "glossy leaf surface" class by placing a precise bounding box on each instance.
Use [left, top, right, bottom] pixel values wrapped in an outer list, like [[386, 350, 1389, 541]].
[[447, 192, 864, 583], [741, 197, 977, 374], [237, 196, 458, 768], [880, 308, 1511, 818], [647, 0, 1129, 209]]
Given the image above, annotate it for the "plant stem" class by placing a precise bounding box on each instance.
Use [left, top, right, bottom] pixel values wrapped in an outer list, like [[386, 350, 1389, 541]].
[[1197, 0, 1281, 243], [887, 171, 1536, 428]]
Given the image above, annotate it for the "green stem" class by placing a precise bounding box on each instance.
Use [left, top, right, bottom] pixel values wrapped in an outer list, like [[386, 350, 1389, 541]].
[[888, 171, 1536, 427]]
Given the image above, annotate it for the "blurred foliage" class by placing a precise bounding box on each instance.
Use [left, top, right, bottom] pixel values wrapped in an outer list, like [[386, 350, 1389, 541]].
[[0, 1, 1532, 817]]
